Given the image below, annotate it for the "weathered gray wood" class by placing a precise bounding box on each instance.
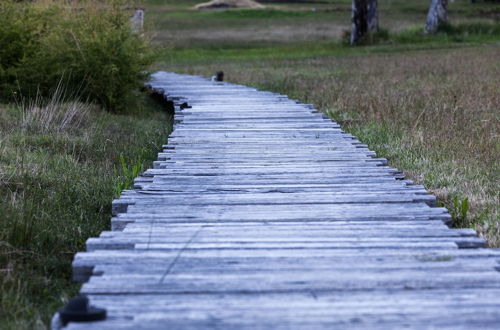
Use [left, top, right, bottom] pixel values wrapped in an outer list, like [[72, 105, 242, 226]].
[[425, 0, 448, 33], [72, 248, 500, 283], [350, 0, 379, 44], [62, 72, 500, 329], [64, 288, 500, 330], [80, 270, 500, 294]]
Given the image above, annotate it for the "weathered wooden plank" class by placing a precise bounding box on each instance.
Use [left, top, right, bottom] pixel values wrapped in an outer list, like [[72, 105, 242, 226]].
[[111, 192, 436, 212], [113, 200, 437, 217], [146, 163, 390, 171], [72, 248, 500, 282], [115, 221, 463, 232], [73, 247, 500, 264], [85, 237, 485, 252], [142, 168, 403, 177], [132, 186, 430, 196], [88, 255, 496, 276], [80, 270, 500, 295], [64, 288, 500, 330]]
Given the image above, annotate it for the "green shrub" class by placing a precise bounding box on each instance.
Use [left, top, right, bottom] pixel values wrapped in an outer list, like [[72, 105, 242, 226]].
[[0, 0, 155, 112]]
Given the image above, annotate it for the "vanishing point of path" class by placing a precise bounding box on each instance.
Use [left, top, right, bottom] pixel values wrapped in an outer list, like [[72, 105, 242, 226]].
[[66, 72, 500, 329]]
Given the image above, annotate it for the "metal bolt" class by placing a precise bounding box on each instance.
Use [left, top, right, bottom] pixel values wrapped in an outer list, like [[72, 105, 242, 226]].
[[180, 102, 191, 109], [59, 295, 106, 325]]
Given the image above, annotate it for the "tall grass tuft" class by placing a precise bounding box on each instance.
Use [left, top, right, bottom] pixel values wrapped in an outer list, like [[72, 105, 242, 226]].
[[21, 81, 89, 134]]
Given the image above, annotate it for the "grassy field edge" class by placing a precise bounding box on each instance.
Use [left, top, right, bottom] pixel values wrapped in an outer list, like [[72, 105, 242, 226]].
[[0, 93, 173, 328]]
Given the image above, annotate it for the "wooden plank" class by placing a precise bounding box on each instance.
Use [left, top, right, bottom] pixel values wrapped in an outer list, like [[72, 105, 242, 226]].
[[64, 289, 500, 330], [80, 270, 500, 295], [72, 248, 500, 282]]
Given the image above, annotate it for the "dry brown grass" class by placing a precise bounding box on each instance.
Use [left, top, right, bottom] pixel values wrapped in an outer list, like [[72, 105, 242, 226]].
[[194, 0, 265, 10], [21, 83, 90, 134]]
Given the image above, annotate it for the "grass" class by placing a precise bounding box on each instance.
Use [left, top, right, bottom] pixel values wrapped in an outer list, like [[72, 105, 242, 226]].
[[0, 93, 173, 328], [153, 36, 496, 65], [145, 0, 499, 247]]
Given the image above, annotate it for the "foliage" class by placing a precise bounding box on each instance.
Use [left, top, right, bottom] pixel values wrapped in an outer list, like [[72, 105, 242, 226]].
[[115, 154, 144, 197], [0, 94, 172, 328], [451, 196, 470, 228], [0, 0, 155, 112]]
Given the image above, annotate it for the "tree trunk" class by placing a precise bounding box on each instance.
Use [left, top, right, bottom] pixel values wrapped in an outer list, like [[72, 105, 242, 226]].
[[425, 0, 448, 34], [130, 8, 144, 34], [350, 0, 378, 45]]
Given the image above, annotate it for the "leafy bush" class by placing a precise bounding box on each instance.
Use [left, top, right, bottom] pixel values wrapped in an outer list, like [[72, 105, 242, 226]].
[[0, 0, 155, 112]]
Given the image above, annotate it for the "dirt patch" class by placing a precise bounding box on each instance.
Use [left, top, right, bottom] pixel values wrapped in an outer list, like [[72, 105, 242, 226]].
[[259, 0, 329, 3], [194, 0, 265, 10]]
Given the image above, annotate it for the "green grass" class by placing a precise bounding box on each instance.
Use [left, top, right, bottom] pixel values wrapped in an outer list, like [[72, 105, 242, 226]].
[[0, 94, 173, 328], [154, 34, 497, 66]]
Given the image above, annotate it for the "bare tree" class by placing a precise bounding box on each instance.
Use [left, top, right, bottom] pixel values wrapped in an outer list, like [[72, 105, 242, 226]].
[[350, 0, 378, 45], [425, 0, 448, 34]]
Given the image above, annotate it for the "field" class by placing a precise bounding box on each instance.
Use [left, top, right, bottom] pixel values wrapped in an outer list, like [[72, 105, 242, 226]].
[[0, 0, 499, 328], [0, 97, 172, 328]]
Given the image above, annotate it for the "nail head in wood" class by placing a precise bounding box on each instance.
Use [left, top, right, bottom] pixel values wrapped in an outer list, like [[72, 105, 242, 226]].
[[59, 295, 106, 325]]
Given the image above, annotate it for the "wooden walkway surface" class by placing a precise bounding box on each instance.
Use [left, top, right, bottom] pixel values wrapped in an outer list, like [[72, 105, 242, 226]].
[[66, 72, 500, 329]]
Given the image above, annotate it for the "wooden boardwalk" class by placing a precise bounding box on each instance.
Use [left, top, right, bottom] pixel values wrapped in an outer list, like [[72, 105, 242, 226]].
[[66, 72, 500, 329]]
